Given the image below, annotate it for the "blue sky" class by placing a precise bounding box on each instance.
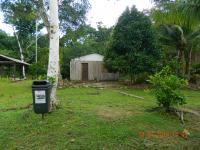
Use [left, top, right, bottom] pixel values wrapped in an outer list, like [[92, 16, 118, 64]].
[[0, 0, 153, 35]]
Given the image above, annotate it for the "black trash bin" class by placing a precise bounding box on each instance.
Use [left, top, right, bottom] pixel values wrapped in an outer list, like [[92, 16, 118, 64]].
[[32, 80, 52, 114]]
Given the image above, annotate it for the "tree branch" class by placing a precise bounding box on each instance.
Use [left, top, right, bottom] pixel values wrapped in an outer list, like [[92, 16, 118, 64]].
[[33, 0, 50, 35], [26, 36, 41, 50]]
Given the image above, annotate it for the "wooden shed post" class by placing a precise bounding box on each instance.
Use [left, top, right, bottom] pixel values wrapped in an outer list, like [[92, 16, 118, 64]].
[[13, 63, 16, 80]]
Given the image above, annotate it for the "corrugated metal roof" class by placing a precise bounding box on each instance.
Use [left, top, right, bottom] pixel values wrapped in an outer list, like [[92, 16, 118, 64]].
[[0, 54, 30, 65], [72, 53, 104, 62]]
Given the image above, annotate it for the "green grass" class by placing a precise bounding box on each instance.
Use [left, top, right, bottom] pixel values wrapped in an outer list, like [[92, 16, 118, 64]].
[[0, 79, 200, 150]]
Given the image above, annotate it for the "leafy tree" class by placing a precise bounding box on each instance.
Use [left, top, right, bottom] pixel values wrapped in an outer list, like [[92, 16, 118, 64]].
[[28, 62, 47, 79], [33, 0, 90, 34], [151, 0, 200, 79], [105, 7, 162, 83], [182, 0, 200, 20], [94, 23, 113, 54], [1, 1, 38, 41], [58, 0, 90, 32], [149, 66, 188, 112], [0, 30, 18, 57], [1, 0, 41, 78]]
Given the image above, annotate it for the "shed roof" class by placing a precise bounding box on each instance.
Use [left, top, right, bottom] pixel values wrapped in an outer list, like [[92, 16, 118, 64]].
[[73, 53, 104, 62], [0, 54, 30, 65]]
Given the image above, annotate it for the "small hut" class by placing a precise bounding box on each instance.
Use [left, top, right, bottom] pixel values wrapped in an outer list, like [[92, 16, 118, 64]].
[[0, 54, 30, 78], [70, 53, 119, 81]]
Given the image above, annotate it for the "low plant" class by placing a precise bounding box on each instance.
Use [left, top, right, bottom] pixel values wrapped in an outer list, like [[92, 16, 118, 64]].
[[47, 76, 56, 85], [28, 63, 47, 79], [148, 66, 188, 111]]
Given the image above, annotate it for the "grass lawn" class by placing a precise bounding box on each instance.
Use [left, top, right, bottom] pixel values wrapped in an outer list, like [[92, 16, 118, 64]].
[[0, 79, 200, 150]]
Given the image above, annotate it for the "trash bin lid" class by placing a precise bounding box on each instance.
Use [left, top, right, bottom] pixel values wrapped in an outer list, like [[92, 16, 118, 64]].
[[32, 80, 51, 88]]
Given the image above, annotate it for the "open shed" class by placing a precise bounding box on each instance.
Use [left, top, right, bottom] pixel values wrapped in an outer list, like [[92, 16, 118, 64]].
[[70, 53, 119, 81], [0, 54, 30, 78]]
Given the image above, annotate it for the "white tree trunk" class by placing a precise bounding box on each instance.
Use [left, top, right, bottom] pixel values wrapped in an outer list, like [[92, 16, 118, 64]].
[[13, 27, 26, 79], [47, 0, 60, 106]]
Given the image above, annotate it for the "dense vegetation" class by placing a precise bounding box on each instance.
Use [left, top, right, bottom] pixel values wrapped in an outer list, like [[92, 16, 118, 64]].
[[104, 7, 162, 83], [0, 0, 200, 84]]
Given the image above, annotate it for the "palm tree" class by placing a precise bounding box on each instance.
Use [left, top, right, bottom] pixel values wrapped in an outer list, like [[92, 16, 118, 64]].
[[182, 0, 200, 19], [158, 24, 186, 75], [184, 29, 200, 78], [151, 0, 200, 78]]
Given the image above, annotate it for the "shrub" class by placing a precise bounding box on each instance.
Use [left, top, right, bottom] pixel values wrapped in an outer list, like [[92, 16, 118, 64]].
[[190, 63, 200, 86], [191, 63, 200, 75], [28, 63, 47, 79], [148, 66, 188, 111]]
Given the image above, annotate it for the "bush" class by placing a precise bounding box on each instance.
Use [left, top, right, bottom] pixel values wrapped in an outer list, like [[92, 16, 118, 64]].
[[190, 63, 200, 85], [28, 63, 47, 79], [191, 63, 200, 74], [148, 66, 188, 111]]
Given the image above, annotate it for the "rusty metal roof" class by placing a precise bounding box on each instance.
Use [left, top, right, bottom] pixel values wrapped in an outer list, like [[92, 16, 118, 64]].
[[0, 54, 30, 65]]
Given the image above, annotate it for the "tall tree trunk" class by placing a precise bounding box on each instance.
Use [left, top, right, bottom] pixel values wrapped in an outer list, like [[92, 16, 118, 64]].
[[47, 0, 60, 107], [130, 74, 134, 85], [185, 49, 192, 80], [13, 27, 26, 79], [177, 49, 180, 74], [177, 49, 185, 77]]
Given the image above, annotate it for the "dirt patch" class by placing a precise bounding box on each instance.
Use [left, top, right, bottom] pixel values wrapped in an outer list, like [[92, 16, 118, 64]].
[[0, 103, 32, 112], [122, 82, 149, 89], [96, 106, 135, 120], [64, 81, 123, 89]]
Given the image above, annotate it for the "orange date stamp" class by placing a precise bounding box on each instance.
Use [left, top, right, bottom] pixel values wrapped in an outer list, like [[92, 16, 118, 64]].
[[139, 131, 188, 138]]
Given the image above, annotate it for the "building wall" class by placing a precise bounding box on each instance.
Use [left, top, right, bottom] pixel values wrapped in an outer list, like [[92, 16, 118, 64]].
[[70, 60, 82, 80], [70, 60, 119, 81], [88, 61, 102, 80]]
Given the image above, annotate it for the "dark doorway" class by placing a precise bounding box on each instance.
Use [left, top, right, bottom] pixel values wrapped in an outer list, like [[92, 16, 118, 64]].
[[82, 63, 88, 81]]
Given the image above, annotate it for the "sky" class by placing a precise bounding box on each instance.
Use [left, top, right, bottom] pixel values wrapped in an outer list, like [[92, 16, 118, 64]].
[[0, 0, 153, 35], [87, 0, 153, 28], [0, 12, 13, 35]]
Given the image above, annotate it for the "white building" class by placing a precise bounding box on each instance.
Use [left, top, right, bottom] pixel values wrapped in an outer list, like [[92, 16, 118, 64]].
[[70, 53, 119, 81]]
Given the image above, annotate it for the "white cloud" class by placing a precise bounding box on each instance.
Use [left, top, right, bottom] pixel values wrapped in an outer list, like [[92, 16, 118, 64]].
[[0, 12, 13, 35]]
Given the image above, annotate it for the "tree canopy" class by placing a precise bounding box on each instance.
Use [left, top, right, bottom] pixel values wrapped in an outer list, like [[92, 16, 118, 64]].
[[105, 6, 162, 82], [0, 0, 90, 61], [151, 0, 200, 78]]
